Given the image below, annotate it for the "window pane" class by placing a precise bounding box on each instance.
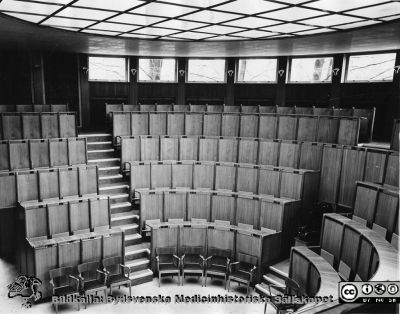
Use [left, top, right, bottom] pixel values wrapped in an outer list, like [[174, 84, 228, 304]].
[[187, 59, 226, 82], [138, 58, 176, 82], [347, 53, 396, 82], [88, 57, 127, 82], [290, 57, 333, 82], [237, 58, 277, 82]]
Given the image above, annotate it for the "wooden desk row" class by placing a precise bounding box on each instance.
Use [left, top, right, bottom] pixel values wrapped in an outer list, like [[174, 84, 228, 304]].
[[139, 188, 300, 254], [0, 112, 77, 140], [148, 220, 281, 282], [112, 111, 363, 146], [0, 137, 87, 172], [127, 160, 319, 209]]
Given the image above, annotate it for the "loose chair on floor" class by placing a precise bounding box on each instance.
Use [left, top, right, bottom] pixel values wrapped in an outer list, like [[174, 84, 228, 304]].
[[49, 266, 80, 314], [227, 252, 257, 296], [77, 261, 108, 308], [204, 247, 232, 289], [181, 246, 206, 286], [155, 247, 181, 287], [102, 256, 132, 296]]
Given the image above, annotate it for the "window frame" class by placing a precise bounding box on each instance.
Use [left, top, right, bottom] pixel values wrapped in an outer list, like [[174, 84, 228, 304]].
[[344, 51, 397, 83], [235, 57, 278, 84], [288, 55, 334, 84], [186, 58, 227, 84], [88, 55, 129, 83], [137, 57, 178, 83]]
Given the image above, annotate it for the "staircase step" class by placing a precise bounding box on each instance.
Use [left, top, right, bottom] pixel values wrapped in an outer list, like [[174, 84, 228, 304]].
[[99, 166, 121, 176], [118, 223, 139, 235], [88, 149, 115, 159], [269, 259, 290, 279], [111, 201, 132, 213], [88, 158, 120, 167], [125, 243, 150, 260], [125, 257, 150, 272], [99, 184, 129, 195], [111, 211, 138, 226], [109, 193, 130, 204], [79, 134, 112, 143], [87, 141, 113, 150], [129, 269, 153, 286], [99, 174, 124, 185], [124, 233, 142, 246]]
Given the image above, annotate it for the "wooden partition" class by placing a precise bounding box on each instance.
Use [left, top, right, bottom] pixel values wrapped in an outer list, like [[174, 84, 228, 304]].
[[0, 104, 68, 113], [149, 221, 281, 281], [390, 119, 399, 151], [112, 112, 362, 145]]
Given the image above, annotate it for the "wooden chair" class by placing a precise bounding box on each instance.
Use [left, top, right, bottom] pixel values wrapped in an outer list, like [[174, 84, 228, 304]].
[[263, 277, 303, 314], [155, 247, 181, 287], [204, 247, 231, 289], [181, 246, 206, 286], [77, 261, 107, 308], [102, 256, 131, 296], [49, 266, 80, 314], [227, 252, 257, 295]]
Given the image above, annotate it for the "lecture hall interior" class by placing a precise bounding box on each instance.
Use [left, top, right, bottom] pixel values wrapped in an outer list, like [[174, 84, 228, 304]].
[[0, 0, 399, 313]]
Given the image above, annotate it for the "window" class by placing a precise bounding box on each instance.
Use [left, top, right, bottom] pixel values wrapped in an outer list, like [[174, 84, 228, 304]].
[[88, 56, 128, 82], [236, 58, 277, 83], [346, 53, 396, 82], [187, 59, 226, 83], [138, 58, 177, 82], [289, 57, 333, 83]]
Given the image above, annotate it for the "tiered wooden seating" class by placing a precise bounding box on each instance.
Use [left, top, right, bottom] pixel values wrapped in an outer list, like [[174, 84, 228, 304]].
[[128, 161, 319, 208], [148, 220, 281, 282], [112, 112, 362, 145], [0, 137, 87, 171], [320, 213, 399, 282], [138, 188, 299, 253], [0, 112, 77, 140], [15, 192, 125, 299], [0, 104, 68, 112]]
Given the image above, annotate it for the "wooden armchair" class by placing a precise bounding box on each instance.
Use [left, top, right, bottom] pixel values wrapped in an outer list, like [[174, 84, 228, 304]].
[[263, 277, 303, 314], [77, 261, 107, 307], [102, 256, 131, 296], [49, 266, 80, 314], [227, 252, 257, 295], [181, 246, 206, 286], [155, 247, 181, 287], [204, 247, 232, 289]]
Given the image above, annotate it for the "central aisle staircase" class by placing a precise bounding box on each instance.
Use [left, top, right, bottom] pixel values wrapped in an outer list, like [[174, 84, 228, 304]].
[[79, 133, 153, 285]]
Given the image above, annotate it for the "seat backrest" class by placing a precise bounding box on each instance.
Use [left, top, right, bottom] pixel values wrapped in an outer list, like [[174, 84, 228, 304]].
[[102, 256, 122, 269], [237, 252, 257, 268], [182, 246, 204, 256], [49, 266, 74, 288], [208, 247, 232, 260], [156, 246, 177, 256], [78, 261, 100, 275]]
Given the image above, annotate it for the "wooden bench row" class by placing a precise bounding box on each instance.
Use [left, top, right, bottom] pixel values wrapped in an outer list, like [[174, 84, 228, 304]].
[[0, 137, 87, 171], [148, 220, 281, 282], [127, 160, 319, 209], [139, 188, 299, 254], [107, 103, 374, 142], [0, 104, 69, 113], [112, 111, 363, 146], [0, 112, 77, 140], [0, 165, 99, 209]]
